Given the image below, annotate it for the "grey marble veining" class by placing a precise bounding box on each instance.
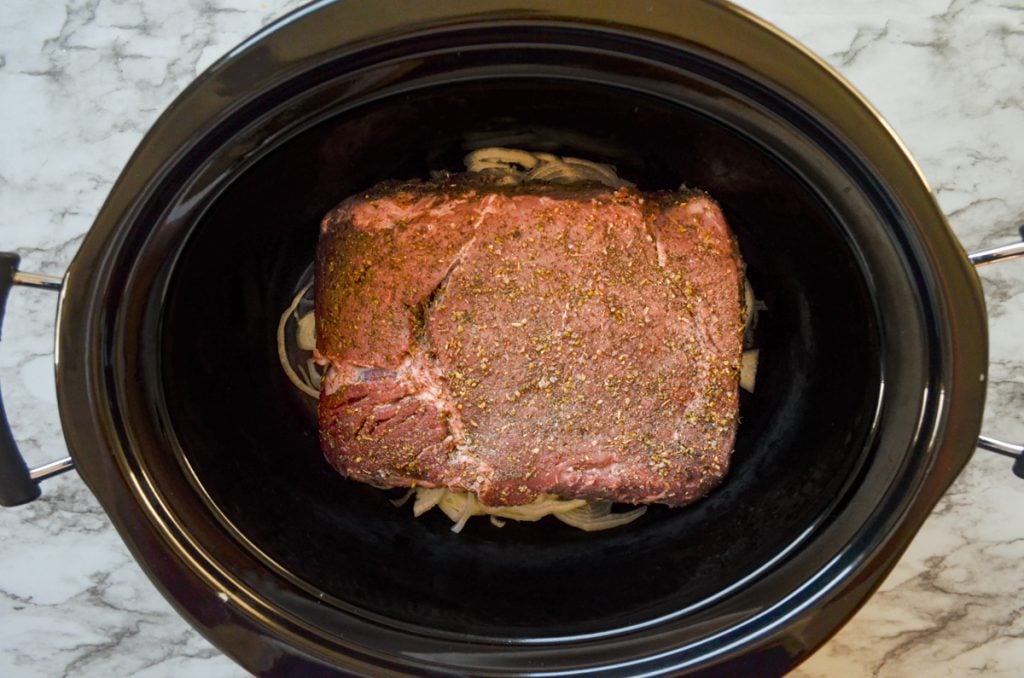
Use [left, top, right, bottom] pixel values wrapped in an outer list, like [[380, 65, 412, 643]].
[[746, 2, 1024, 676], [1, 1, 1023, 675]]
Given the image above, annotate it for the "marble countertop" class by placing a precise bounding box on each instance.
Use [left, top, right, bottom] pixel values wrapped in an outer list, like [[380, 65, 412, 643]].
[[1, 1, 1022, 675]]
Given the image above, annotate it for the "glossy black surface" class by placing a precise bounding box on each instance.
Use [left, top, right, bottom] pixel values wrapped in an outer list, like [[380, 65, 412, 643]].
[[55, 1, 988, 675], [0, 252, 41, 506], [162, 83, 880, 638]]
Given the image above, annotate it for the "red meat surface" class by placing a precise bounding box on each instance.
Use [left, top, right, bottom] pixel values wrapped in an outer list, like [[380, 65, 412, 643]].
[[315, 174, 744, 507]]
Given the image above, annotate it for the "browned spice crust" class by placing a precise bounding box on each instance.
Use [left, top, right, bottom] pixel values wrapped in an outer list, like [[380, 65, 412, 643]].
[[316, 173, 744, 507]]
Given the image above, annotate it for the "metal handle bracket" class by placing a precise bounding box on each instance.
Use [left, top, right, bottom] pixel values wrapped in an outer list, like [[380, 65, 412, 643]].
[[0, 252, 73, 506], [969, 224, 1024, 266], [970, 225, 1024, 477]]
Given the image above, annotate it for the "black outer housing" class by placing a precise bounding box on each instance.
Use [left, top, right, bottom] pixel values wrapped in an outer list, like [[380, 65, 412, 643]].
[[0, 252, 42, 507], [50, 1, 988, 676]]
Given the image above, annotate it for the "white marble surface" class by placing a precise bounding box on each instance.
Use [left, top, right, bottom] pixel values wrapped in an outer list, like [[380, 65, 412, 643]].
[[0, 0, 1022, 675]]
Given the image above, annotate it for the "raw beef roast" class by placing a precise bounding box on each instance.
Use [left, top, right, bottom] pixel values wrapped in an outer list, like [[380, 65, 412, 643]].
[[315, 174, 744, 507]]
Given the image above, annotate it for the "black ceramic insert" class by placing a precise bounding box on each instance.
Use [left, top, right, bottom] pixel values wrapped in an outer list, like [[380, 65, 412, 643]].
[[55, 5, 986, 675], [161, 79, 881, 637]]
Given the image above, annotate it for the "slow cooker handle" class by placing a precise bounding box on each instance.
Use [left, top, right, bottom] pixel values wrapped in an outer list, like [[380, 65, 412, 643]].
[[1, 228, 1018, 504], [970, 226, 1024, 478], [0, 252, 74, 506]]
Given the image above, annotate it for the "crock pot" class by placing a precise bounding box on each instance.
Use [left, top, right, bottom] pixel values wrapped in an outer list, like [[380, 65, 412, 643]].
[[1, 1, 1022, 675]]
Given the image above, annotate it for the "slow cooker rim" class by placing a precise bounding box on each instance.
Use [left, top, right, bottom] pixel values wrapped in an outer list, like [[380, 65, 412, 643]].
[[53, 1, 988, 675]]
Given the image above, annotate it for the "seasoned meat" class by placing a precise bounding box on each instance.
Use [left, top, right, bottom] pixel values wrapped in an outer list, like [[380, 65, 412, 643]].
[[315, 174, 744, 507]]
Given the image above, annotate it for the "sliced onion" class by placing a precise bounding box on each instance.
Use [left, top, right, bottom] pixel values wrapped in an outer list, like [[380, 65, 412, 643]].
[[406, 488, 639, 532], [465, 147, 633, 190], [554, 503, 647, 531], [305, 358, 323, 389], [389, 488, 415, 507], [740, 349, 760, 393], [561, 156, 633, 188], [296, 312, 316, 351], [437, 490, 470, 523], [277, 284, 319, 398], [412, 487, 446, 516], [449, 492, 479, 533], [485, 494, 587, 521], [465, 147, 540, 172]]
